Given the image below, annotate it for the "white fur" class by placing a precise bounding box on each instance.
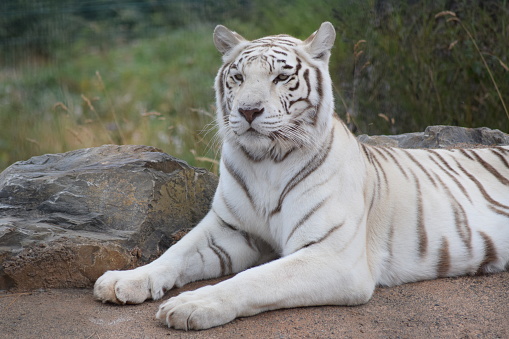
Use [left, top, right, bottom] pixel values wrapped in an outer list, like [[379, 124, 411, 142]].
[[94, 22, 509, 330]]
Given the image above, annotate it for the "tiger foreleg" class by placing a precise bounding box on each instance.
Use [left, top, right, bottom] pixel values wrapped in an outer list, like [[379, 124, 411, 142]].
[[156, 243, 375, 330], [93, 211, 274, 305]]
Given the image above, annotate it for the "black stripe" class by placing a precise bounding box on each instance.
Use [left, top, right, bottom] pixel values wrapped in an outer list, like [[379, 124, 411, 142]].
[[312, 67, 323, 126], [428, 150, 461, 176], [494, 146, 509, 154], [281, 96, 290, 113], [367, 147, 389, 188], [209, 236, 233, 275], [460, 149, 475, 161], [363, 146, 382, 214], [412, 172, 428, 258], [217, 217, 238, 232], [223, 156, 256, 209], [372, 154, 389, 203], [271, 127, 334, 215], [489, 205, 509, 217], [239, 49, 255, 56], [362, 146, 379, 213], [490, 148, 509, 170], [303, 69, 311, 99], [437, 237, 450, 277], [219, 191, 243, 225], [370, 149, 390, 194], [451, 198, 473, 253], [207, 237, 226, 275], [382, 148, 409, 180], [470, 151, 509, 186], [286, 197, 328, 244], [432, 174, 473, 253], [361, 144, 373, 165], [428, 153, 473, 204], [455, 160, 509, 210], [289, 58, 302, 91], [403, 150, 438, 187], [300, 222, 344, 250], [387, 213, 396, 263], [272, 50, 288, 56], [214, 210, 258, 252], [288, 69, 311, 108], [476, 231, 498, 274], [369, 146, 389, 162], [269, 145, 296, 163]]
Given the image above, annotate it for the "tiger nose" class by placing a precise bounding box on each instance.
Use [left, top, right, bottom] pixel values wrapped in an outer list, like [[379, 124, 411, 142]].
[[238, 107, 264, 124]]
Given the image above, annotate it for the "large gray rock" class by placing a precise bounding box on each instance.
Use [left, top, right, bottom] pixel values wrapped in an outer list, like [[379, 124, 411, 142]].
[[0, 145, 218, 290], [358, 125, 509, 148]]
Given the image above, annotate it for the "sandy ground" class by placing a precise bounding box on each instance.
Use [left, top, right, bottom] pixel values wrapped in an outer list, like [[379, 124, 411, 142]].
[[1, 272, 508, 339]]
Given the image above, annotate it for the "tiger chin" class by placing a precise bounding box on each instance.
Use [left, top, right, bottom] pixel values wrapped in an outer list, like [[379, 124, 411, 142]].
[[94, 22, 509, 330]]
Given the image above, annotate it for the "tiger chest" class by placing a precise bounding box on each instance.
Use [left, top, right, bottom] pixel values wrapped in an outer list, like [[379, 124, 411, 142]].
[[219, 152, 357, 254]]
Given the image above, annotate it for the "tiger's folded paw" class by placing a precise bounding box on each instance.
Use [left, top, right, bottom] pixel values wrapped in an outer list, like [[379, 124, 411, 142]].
[[156, 286, 237, 330]]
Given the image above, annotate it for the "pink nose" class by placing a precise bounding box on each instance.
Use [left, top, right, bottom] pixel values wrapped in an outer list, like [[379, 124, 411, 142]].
[[238, 107, 264, 123]]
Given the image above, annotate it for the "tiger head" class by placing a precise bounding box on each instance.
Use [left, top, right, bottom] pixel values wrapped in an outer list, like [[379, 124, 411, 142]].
[[213, 22, 336, 161]]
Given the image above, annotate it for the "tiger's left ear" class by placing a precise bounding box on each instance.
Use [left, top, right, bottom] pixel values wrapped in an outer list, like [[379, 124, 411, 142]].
[[214, 25, 247, 55], [304, 22, 336, 61]]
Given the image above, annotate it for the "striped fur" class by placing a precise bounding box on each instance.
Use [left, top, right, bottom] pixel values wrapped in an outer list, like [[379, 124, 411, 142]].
[[94, 22, 509, 330]]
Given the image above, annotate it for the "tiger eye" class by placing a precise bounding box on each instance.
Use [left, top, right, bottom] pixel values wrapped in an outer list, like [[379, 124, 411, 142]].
[[276, 74, 289, 82], [234, 74, 244, 82]]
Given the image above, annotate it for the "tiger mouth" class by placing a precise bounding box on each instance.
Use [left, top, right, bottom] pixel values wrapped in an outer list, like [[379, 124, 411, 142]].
[[234, 127, 266, 138], [245, 127, 268, 137]]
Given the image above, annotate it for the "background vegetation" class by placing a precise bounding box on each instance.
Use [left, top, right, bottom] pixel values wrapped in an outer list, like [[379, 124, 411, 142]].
[[1, 0, 508, 172]]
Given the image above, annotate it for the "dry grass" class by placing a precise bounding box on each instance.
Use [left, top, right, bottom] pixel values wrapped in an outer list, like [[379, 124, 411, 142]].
[[436, 11, 509, 121]]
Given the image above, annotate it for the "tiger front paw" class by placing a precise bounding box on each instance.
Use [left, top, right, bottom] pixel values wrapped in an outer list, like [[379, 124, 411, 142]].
[[93, 267, 174, 305], [155, 285, 237, 330]]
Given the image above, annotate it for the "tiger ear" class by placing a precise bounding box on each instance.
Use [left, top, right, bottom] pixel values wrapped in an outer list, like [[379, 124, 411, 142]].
[[214, 25, 247, 55], [304, 22, 336, 61]]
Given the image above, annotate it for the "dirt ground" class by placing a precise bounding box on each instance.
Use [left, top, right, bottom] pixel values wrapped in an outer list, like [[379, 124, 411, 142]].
[[1, 272, 508, 339]]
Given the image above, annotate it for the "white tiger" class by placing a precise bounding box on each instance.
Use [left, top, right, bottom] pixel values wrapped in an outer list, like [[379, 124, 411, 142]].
[[94, 22, 509, 330]]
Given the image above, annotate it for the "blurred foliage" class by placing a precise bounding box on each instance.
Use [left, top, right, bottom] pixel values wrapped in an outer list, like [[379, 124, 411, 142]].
[[0, 0, 508, 171]]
